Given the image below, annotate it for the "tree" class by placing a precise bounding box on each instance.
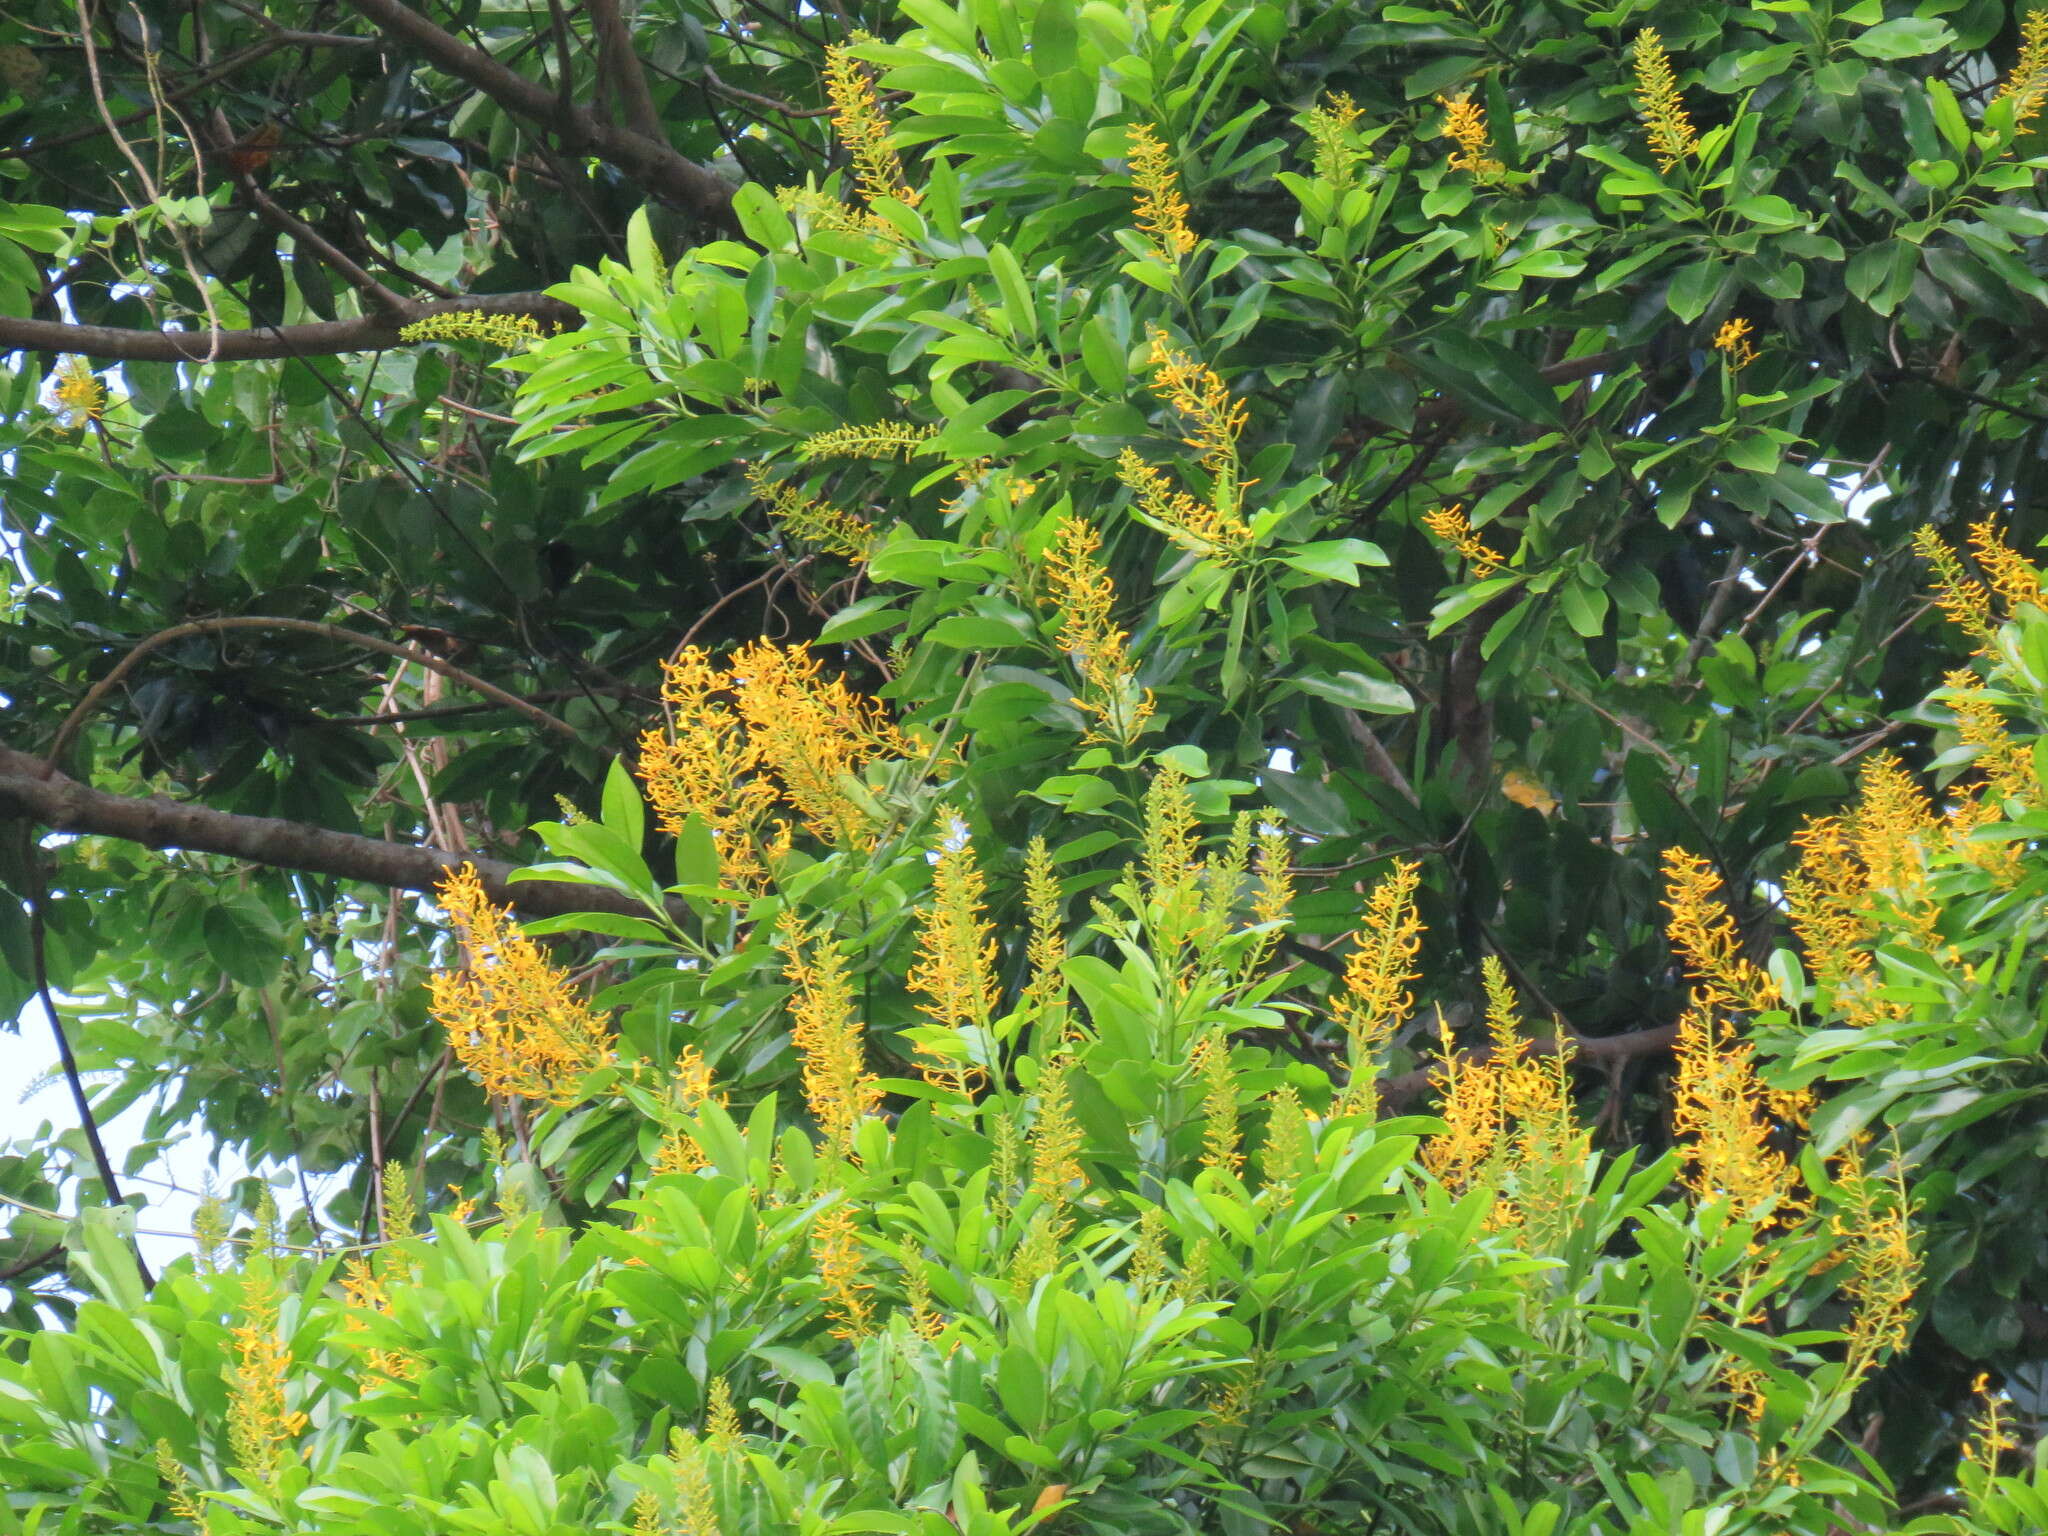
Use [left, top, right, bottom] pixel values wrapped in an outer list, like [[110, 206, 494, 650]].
[[4, 0, 2048, 1527]]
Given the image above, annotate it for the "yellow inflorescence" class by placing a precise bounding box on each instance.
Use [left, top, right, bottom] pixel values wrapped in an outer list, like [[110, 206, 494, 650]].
[[1420, 1007, 1503, 1194], [1333, 858, 1424, 1116], [652, 1047, 722, 1176], [1993, 9, 2048, 134], [1912, 524, 1998, 645], [905, 814, 999, 1097], [1659, 848, 1781, 1016], [1944, 669, 2036, 806], [226, 1261, 309, 1486], [1436, 92, 1504, 180], [154, 1439, 206, 1522], [398, 309, 547, 348], [1420, 504, 1505, 576], [1633, 29, 1699, 173], [1967, 517, 2045, 614], [1713, 317, 1758, 369], [823, 32, 920, 210], [795, 422, 936, 462], [428, 863, 615, 1105], [1042, 515, 1156, 744], [1191, 1028, 1244, 1175], [638, 641, 917, 885], [1670, 1007, 1804, 1225], [778, 913, 881, 1162], [1022, 835, 1070, 1029], [811, 1202, 875, 1339], [1256, 1084, 1314, 1201], [1028, 1057, 1086, 1211], [1830, 1138, 1920, 1370], [1961, 1372, 2022, 1467], [668, 1426, 722, 1535], [1127, 121, 1198, 262], [338, 1253, 419, 1382], [1302, 91, 1369, 189], [51, 356, 106, 429], [1144, 325, 1250, 487], [747, 464, 878, 561], [1116, 449, 1257, 565]]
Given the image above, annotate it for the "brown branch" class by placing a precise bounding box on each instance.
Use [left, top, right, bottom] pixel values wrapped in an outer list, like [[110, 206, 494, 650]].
[[1378, 1021, 1681, 1106], [46, 616, 584, 772], [586, 0, 666, 142], [0, 291, 578, 363], [335, 0, 735, 223], [229, 146, 411, 316], [0, 744, 680, 925]]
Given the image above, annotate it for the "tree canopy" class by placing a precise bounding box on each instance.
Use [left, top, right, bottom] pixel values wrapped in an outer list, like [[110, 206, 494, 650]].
[[5, 0, 2048, 1528]]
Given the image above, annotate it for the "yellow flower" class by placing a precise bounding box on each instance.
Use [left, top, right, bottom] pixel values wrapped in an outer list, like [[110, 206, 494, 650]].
[[1029, 1058, 1086, 1211], [1633, 29, 1699, 173], [1420, 503, 1505, 576], [1191, 1028, 1244, 1175], [795, 422, 937, 462], [1333, 859, 1424, 1116], [1116, 449, 1256, 565], [1659, 848, 1780, 1016], [1967, 517, 2045, 615], [1713, 317, 1758, 369], [1943, 669, 2036, 806], [652, 1047, 722, 1176], [398, 309, 547, 348], [225, 1260, 308, 1485], [50, 356, 106, 429], [1420, 1008, 1503, 1194], [1127, 122, 1197, 262], [823, 32, 919, 210], [810, 1202, 874, 1340], [1041, 516, 1155, 744], [1912, 524, 1998, 646], [1301, 91, 1370, 189], [1256, 1085, 1314, 1202], [1830, 1138, 1920, 1372], [428, 863, 615, 1105], [778, 913, 881, 1162], [669, 1426, 725, 1534], [1992, 9, 2048, 134], [1022, 836, 1070, 1029], [1961, 1372, 2021, 1466], [1435, 92, 1504, 180], [154, 1440, 206, 1522], [1143, 325, 1250, 486], [747, 465, 878, 562], [1670, 1007, 1803, 1224], [905, 813, 998, 1097]]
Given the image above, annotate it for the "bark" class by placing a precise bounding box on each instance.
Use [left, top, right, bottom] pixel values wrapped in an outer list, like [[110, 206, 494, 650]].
[[0, 745, 679, 924]]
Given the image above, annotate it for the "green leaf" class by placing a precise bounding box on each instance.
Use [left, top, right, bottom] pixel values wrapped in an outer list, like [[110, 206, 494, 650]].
[[1428, 574, 1525, 637], [1847, 17, 1955, 57], [1291, 669, 1414, 714], [1665, 259, 1722, 323], [601, 756, 645, 849]]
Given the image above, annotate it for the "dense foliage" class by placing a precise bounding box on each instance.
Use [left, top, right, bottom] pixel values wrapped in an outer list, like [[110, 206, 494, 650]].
[[6, 0, 2048, 1526]]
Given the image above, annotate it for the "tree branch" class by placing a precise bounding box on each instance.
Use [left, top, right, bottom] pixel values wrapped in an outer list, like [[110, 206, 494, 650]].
[[335, 0, 735, 224], [586, 0, 666, 143], [0, 291, 579, 363], [0, 744, 682, 925]]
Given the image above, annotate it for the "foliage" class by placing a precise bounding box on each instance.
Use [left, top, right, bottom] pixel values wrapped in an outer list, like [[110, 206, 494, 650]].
[[7, 0, 2048, 1524]]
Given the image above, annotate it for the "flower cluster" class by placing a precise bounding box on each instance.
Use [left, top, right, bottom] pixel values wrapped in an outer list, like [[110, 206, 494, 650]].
[[1436, 92, 1504, 180], [398, 309, 548, 348], [50, 356, 106, 429], [779, 912, 882, 1161], [1041, 515, 1154, 744], [823, 32, 919, 211], [747, 464, 878, 561], [1301, 91, 1370, 189], [1332, 858, 1423, 1116], [1420, 503, 1505, 576], [904, 814, 999, 1098], [428, 863, 615, 1105], [1993, 9, 2048, 134], [226, 1260, 308, 1486], [1713, 317, 1758, 369], [1633, 29, 1699, 173], [1127, 121, 1197, 262]]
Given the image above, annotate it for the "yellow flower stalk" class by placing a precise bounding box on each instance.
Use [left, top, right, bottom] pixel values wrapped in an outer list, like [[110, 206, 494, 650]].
[[747, 464, 878, 562], [1333, 858, 1424, 1116], [705, 1376, 742, 1449], [1830, 1138, 1920, 1372], [728, 640, 916, 850], [1632, 29, 1699, 173], [1992, 9, 2048, 135], [1191, 1028, 1244, 1175], [1042, 515, 1155, 744], [1117, 449, 1257, 564], [1436, 92, 1504, 179], [1127, 121, 1197, 262], [1850, 753, 1935, 897], [775, 182, 875, 238], [1659, 848, 1781, 1016], [1669, 1007, 1804, 1225], [639, 647, 782, 887], [1420, 1008, 1503, 1194], [1420, 504, 1505, 576], [1911, 523, 1998, 646], [1301, 91, 1369, 189], [428, 863, 615, 1105], [1784, 814, 1891, 1028], [50, 356, 106, 429], [1022, 836, 1070, 1029], [155, 1439, 207, 1522], [903, 1258, 947, 1342], [823, 32, 920, 210], [1713, 317, 1758, 369], [810, 1202, 874, 1340], [796, 422, 937, 462], [669, 1426, 724, 1534], [398, 309, 547, 348], [1961, 1372, 2021, 1466], [1256, 1085, 1314, 1201], [1966, 517, 2045, 615], [193, 1189, 229, 1273], [778, 913, 880, 1162], [652, 1047, 721, 1176], [1029, 1058, 1086, 1212], [226, 1260, 308, 1486], [1144, 325, 1250, 487], [1944, 669, 2036, 806], [337, 1253, 418, 1382], [1128, 1205, 1169, 1291], [905, 814, 999, 1097]]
